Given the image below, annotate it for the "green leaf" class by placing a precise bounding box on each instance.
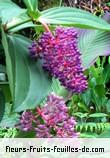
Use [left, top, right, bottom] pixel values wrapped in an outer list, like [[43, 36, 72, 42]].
[[89, 77, 97, 88], [0, 0, 35, 32], [96, 57, 101, 67], [94, 84, 105, 97], [0, 103, 19, 127], [0, 128, 18, 138], [7, 34, 52, 112], [102, 64, 110, 84], [89, 113, 108, 118], [78, 30, 110, 69], [74, 112, 88, 118], [0, 90, 5, 122], [39, 7, 110, 31], [7, 12, 35, 32], [51, 78, 69, 101], [106, 100, 110, 113], [23, 0, 38, 11], [1, 27, 13, 99], [0, 0, 25, 23], [80, 89, 91, 106], [91, 90, 108, 110], [77, 102, 89, 112]]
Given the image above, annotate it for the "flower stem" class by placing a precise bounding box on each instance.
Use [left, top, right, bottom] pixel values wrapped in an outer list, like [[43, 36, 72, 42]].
[[39, 20, 53, 36]]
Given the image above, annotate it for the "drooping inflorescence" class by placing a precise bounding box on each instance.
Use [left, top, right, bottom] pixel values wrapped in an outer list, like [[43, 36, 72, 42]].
[[19, 93, 79, 138], [29, 27, 87, 93]]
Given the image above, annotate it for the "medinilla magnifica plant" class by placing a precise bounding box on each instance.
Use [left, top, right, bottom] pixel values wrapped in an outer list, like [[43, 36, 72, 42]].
[[0, 0, 110, 129]]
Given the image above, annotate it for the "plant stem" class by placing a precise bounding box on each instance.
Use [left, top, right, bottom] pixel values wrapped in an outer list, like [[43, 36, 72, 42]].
[[39, 20, 53, 36]]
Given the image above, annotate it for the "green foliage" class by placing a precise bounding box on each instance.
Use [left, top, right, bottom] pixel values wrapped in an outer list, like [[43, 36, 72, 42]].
[[7, 12, 35, 32], [89, 113, 107, 118], [0, 0, 25, 23], [69, 57, 110, 137], [79, 30, 110, 69], [15, 130, 36, 138], [2, 32, 52, 112], [23, 0, 38, 11], [51, 78, 69, 101], [39, 7, 110, 30], [0, 103, 20, 127], [75, 122, 107, 134], [0, 128, 18, 138], [1, 27, 13, 99]]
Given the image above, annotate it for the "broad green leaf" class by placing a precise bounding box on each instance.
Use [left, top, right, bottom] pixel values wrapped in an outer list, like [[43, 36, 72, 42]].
[[23, 0, 38, 11], [0, 113, 19, 127], [7, 12, 35, 32], [78, 30, 110, 69], [39, 7, 110, 31], [0, 0, 35, 32], [0, 90, 5, 122], [7, 34, 52, 112], [0, 0, 25, 23], [0, 103, 19, 127], [89, 113, 108, 118], [1, 27, 13, 99]]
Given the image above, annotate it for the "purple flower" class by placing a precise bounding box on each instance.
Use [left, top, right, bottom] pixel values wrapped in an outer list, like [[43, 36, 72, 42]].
[[29, 27, 88, 93], [19, 93, 79, 138], [38, 93, 78, 138], [28, 41, 42, 58], [35, 124, 52, 138], [19, 111, 34, 131]]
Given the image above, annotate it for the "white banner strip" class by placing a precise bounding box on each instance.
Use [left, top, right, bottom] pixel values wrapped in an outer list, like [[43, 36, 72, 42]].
[[0, 138, 110, 158]]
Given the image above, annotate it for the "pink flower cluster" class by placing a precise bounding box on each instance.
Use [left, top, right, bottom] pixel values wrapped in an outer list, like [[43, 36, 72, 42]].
[[19, 93, 79, 138], [29, 27, 88, 93]]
